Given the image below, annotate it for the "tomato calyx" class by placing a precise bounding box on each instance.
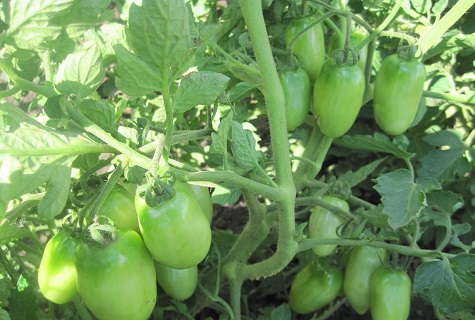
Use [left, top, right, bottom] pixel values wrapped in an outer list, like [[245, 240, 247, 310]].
[[332, 46, 360, 67], [82, 216, 118, 248], [136, 172, 176, 207], [397, 43, 419, 61]]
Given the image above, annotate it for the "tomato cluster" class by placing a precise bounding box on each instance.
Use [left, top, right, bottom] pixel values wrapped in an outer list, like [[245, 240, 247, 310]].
[[282, 16, 425, 137], [289, 196, 411, 318], [38, 181, 213, 319]]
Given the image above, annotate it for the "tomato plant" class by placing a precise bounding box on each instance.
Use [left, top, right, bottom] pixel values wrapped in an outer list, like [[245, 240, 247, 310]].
[[286, 15, 325, 83], [308, 196, 348, 256], [278, 67, 310, 131], [328, 31, 368, 73], [75, 229, 157, 320], [373, 52, 426, 136], [343, 246, 388, 314], [135, 181, 212, 269], [155, 262, 198, 301], [38, 231, 78, 304], [312, 57, 365, 138], [98, 184, 140, 233], [288, 259, 343, 314], [370, 268, 412, 320]]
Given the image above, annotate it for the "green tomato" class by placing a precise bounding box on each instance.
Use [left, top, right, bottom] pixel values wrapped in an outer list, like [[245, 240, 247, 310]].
[[155, 262, 198, 301], [75, 229, 157, 320], [344, 246, 388, 315], [313, 59, 365, 138], [135, 180, 212, 269], [373, 54, 426, 135], [278, 67, 311, 131], [286, 16, 325, 83], [289, 259, 343, 314], [370, 268, 411, 320], [182, 183, 213, 224], [308, 196, 348, 256], [38, 230, 78, 304], [98, 184, 140, 233]]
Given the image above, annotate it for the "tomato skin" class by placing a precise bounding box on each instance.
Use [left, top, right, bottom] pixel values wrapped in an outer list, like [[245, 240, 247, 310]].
[[98, 184, 140, 233], [308, 196, 348, 256], [313, 60, 365, 138], [75, 229, 157, 320], [343, 246, 388, 315], [373, 54, 426, 135], [155, 262, 198, 301], [286, 16, 325, 83], [278, 68, 311, 131], [370, 268, 411, 320], [182, 183, 213, 224], [135, 180, 212, 269], [38, 231, 78, 304], [289, 259, 343, 314]]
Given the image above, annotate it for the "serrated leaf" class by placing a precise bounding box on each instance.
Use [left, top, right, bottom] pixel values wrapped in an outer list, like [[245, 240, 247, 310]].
[[414, 254, 475, 313], [37, 164, 71, 219], [210, 111, 233, 155], [55, 43, 104, 99], [230, 121, 260, 170], [417, 131, 471, 182], [339, 158, 386, 188], [211, 184, 241, 206], [374, 169, 441, 229], [0, 103, 113, 211], [5, 0, 75, 50], [173, 71, 230, 113], [451, 223, 473, 252], [115, 0, 194, 94], [0, 224, 29, 246], [79, 99, 116, 133], [422, 190, 463, 229], [334, 133, 414, 159]]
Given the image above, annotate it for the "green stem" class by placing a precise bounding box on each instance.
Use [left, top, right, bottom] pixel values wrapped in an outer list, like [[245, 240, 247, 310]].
[[419, 0, 475, 55], [315, 297, 347, 320], [0, 59, 56, 98], [4, 194, 44, 223], [229, 280, 243, 320], [298, 195, 359, 222], [0, 86, 21, 99], [423, 90, 475, 105], [162, 86, 173, 164], [234, 0, 298, 280], [348, 195, 375, 210], [298, 238, 450, 259], [207, 41, 261, 77], [65, 104, 152, 169], [198, 283, 235, 320], [73, 295, 93, 320]]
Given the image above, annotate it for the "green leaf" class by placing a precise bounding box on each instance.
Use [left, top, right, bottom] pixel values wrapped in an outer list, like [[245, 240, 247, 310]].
[[410, 0, 432, 14], [115, 0, 194, 94], [339, 158, 386, 188], [334, 133, 414, 159], [422, 190, 463, 230], [55, 43, 104, 99], [37, 164, 71, 219], [413, 253, 475, 314], [7, 286, 37, 320], [230, 121, 260, 171], [4, 0, 75, 50], [451, 223, 473, 253], [79, 100, 116, 134], [373, 169, 441, 229], [0, 103, 111, 213], [173, 71, 230, 113], [211, 184, 241, 206], [210, 111, 233, 155], [0, 224, 29, 246], [417, 130, 471, 182], [227, 82, 258, 102], [270, 304, 291, 320]]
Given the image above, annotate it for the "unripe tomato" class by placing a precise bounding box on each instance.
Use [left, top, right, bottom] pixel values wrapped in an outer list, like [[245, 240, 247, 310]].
[[75, 229, 157, 320], [288, 259, 343, 314], [313, 59, 365, 138], [370, 268, 411, 320], [38, 230, 78, 304], [344, 246, 388, 314], [155, 262, 198, 301], [328, 31, 368, 74], [135, 180, 212, 269], [373, 54, 426, 135], [182, 183, 213, 224], [286, 16, 325, 83], [278, 67, 311, 131], [98, 184, 140, 233], [308, 196, 348, 256]]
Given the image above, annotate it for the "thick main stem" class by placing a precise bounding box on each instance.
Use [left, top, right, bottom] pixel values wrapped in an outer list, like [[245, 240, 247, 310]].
[[234, 0, 297, 277]]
